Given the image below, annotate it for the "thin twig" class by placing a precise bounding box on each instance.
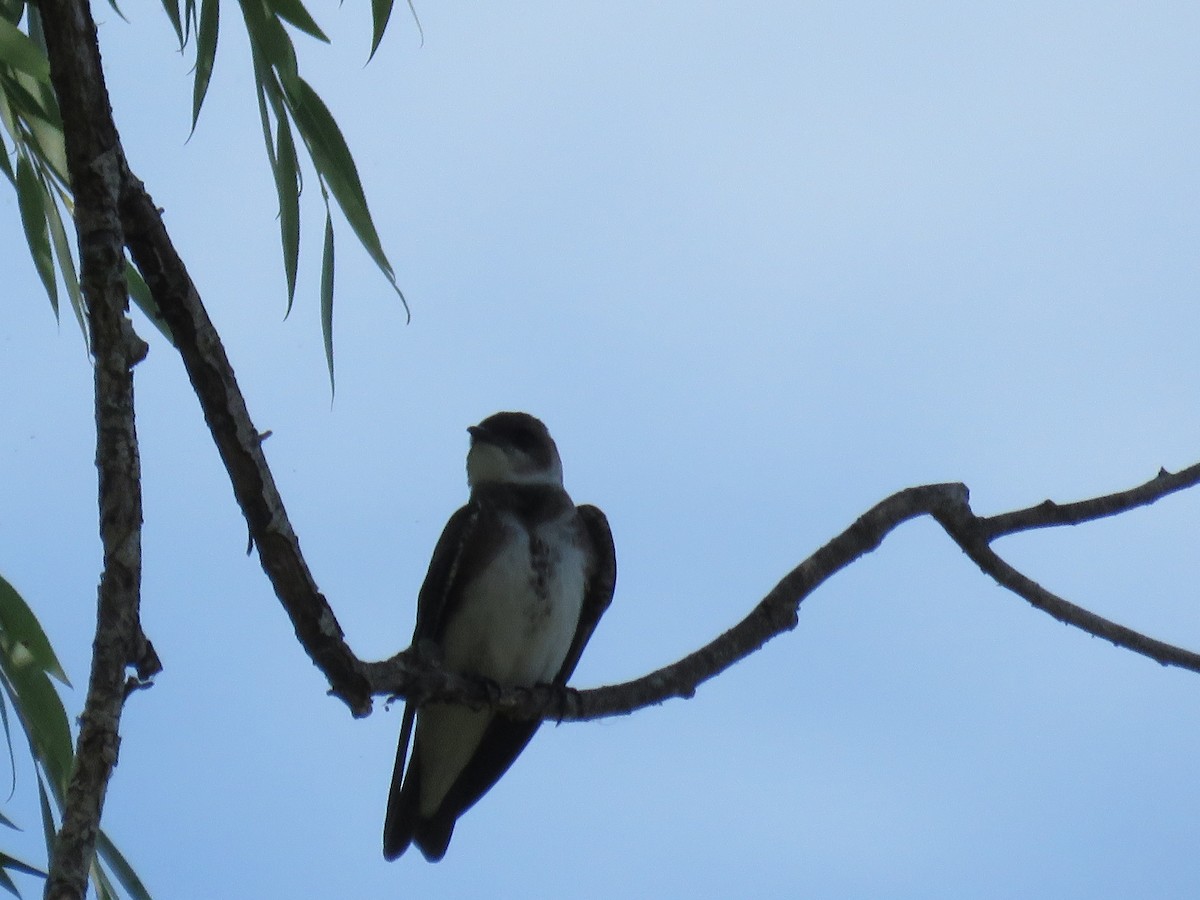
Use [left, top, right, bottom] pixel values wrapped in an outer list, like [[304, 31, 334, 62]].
[[936, 502, 1200, 670], [980, 462, 1200, 539]]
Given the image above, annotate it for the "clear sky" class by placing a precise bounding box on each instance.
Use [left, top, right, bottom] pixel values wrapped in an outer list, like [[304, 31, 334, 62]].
[[4, 2, 1200, 897]]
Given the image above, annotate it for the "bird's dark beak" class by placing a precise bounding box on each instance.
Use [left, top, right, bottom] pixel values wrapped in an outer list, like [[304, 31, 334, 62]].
[[467, 424, 490, 444]]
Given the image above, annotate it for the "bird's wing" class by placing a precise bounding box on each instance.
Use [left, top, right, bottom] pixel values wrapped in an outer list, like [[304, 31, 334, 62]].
[[412, 503, 482, 643], [384, 501, 493, 861], [555, 503, 617, 684]]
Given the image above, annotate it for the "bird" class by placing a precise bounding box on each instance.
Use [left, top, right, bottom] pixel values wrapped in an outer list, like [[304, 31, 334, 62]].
[[383, 411, 617, 862]]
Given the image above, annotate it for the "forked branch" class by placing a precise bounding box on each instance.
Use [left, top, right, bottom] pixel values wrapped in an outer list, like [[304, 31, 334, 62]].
[[365, 469, 1200, 721]]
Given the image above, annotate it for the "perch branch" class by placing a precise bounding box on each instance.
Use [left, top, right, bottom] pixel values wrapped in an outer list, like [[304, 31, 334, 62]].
[[365, 469, 1200, 721]]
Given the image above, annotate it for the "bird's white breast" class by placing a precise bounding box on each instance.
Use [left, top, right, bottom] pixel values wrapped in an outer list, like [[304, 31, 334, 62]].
[[442, 510, 586, 685]]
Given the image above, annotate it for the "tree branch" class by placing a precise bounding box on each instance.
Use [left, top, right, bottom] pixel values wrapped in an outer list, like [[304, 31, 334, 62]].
[[36, 2, 159, 898], [118, 175, 372, 715], [979, 462, 1200, 539], [363, 470, 1200, 722], [936, 501, 1200, 670]]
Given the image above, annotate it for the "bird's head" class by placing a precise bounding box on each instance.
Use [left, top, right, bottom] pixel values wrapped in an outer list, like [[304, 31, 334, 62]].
[[466, 412, 564, 488]]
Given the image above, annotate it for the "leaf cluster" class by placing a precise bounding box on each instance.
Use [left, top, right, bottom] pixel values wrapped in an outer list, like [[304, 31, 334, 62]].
[[0, 576, 147, 900], [2, 0, 406, 389], [0, 3, 161, 345]]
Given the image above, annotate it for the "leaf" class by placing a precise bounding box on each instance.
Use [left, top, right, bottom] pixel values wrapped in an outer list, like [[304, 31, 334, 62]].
[[125, 259, 173, 345], [0, 576, 69, 685], [0, 689, 14, 801], [251, 48, 302, 314], [14, 153, 56, 314], [1, 71, 69, 187], [34, 777, 53, 852], [102, 0, 129, 23], [158, 0, 185, 46], [368, 0, 394, 61], [41, 187, 85, 338], [19, 103, 68, 186], [0, 851, 44, 880], [190, 0, 219, 130], [265, 0, 328, 43], [0, 133, 13, 186], [0, 18, 50, 81], [0, 865, 18, 898], [320, 210, 335, 395], [0, 659, 72, 796], [94, 832, 152, 900], [287, 77, 405, 317], [183, 0, 197, 43], [0, 72, 59, 131], [240, 0, 299, 86], [90, 861, 117, 900], [274, 114, 300, 311]]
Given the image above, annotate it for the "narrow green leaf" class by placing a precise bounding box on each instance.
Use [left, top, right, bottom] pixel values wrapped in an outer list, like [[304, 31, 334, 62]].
[[42, 187, 83, 335], [95, 831, 152, 900], [0, 71, 59, 130], [240, 0, 299, 86], [287, 79, 374, 248], [20, 103, 68, 186], [274, 114, 301, 311], [250, 47, 278, 170], [320, 210, 335, 394], [2, 71, 69, 186], [0, 864, 19, 898], [0, 659, 72, 795], [0, 687, 14, 799], [287, 78, 406, 318], [0, 806, 16, 831], [0, 77, 18, 137], [0, 851, 44, 880], [125, 259, 174, 345], [368, 0, 394, 60], [0, 575, 69, 685], [35, 775, 54, 849], [265, 0, 328, 43], [158, 0, 185, 46], [190, 0, 219, 130], [0, 132, 14, 186], [0, 18, 50, 81], [14, 153, 57, 313], [251, 49, 303, 315], [182, 0, 196, 43], [90, 861, 117, 900], [102, 0, 129, 23]]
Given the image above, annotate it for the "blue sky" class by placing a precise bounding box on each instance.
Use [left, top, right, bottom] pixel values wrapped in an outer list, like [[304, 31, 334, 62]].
[[4, 2, 1200, 897]]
